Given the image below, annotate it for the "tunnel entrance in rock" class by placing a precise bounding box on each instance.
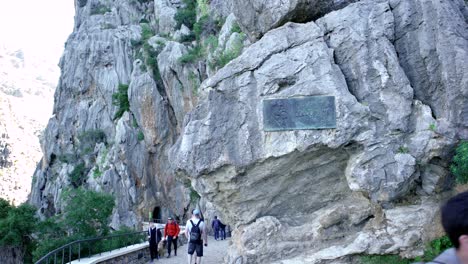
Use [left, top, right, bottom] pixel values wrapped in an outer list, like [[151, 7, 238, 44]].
[[153, 206, 162, 222]]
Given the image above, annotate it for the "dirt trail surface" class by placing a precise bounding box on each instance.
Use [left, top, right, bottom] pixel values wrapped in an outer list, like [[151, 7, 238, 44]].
[[150, 237, 230, 264]]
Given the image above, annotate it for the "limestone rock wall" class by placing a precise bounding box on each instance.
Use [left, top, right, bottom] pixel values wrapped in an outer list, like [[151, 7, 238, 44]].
[[29, 0, 467, 262], [29, 0, 192, 228], [171, 0, 468, 263]]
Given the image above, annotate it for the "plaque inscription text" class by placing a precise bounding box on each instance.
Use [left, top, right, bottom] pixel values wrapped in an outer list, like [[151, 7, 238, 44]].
[[263, 96, 336, 131]]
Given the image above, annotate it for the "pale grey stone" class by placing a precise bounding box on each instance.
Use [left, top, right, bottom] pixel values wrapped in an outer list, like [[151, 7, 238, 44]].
[[231, 0, 358, 41]]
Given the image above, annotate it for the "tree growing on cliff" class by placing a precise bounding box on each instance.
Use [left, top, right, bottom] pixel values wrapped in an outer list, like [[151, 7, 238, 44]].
[[32, 189, 115, 262], [61, 188, 115, 237], [0, 199, 37, 263]]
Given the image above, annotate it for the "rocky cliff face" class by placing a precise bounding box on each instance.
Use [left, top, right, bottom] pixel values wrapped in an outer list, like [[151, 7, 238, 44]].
[[30, 0, 467, 262]]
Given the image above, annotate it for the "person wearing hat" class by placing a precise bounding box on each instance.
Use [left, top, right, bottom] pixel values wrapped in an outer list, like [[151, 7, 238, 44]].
[[164, 216, 180, 258], [185, 209, 208, 264]]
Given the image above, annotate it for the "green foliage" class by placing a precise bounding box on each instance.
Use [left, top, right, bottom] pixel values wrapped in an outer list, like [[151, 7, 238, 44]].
[[190, 187, 201, 204], [137, 131, 145, 141], [174, 0, 197, 30], [180, 32, 196, 42], [429, 123, 436, 131], [78, 130, 106, 146], [70, 163, 86, 188], [359, 236, 453, 264], [94, 227, 146, 253], [32, 189, 116, 262], [451, 141, 468, 184], [211, 33, 245, 69], [93, 168, 102, 178], [204, 35, 219, 53], [139, 18, 150, 24], [197, 0, 209, 17], [141, 23, 153, 41], [132, 116, 139, 128], [0, 203, 37, 263], [90, 4, 111, 15], [0, 198, 12, 219], [360, 255, 412, 264], [188, 71, 200, 95], [179, 45, 204, 64], [112, 84, 130, 120], [62, 188, 115, 237], [421, 236, 453, 261], [231, 23, 242, 34], [58, 153, 77, 164], [397, 146, 409, 154], [130, 39, 142, 48], [193, 15, 223, 40]]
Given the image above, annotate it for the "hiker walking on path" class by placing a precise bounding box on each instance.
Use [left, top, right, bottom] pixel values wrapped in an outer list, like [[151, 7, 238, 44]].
[[148, 222, 162, 262], [219, 221, 226, 240], [164, 217, 180, 258], [185, 209, 208, 264], [211, 216, 221, 241]]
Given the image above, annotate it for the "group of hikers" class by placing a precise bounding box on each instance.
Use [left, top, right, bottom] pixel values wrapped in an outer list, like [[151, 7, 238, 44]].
[[147, 209, 228, 263]]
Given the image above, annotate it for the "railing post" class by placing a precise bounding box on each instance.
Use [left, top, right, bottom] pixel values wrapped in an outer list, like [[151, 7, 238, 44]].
[[62, 248, 64, 264], [78, 242, 81, 261], [69, 245, 71, 263], [54, 252, 56, 264]]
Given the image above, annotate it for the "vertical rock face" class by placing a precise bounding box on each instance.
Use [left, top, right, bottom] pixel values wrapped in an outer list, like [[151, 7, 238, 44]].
[[29, 0, 192, 227], [171, 0, 468, 263], [30, 0, 467, 262], [232, 0, 359, 41]]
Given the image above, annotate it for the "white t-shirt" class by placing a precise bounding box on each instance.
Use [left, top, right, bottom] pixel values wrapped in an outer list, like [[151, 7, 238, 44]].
[[186, 217, 206, 241]]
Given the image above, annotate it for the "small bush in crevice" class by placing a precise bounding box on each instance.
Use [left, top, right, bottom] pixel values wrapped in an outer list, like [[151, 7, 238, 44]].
[[451, 141, 468, 184], [178, 45, 204, 64], [141, 23, 153, 41], [112, 84, 130, 120], [190, 187, 201, 204], [137, 131, 144, 141], [193, 15, 222, 40], [90, 4, 111, 15], [174, 0, 197, 30], [180, 32, 196, 43], [231, 22, 242, 34], [69, 163, 86, 188], [211, 33, 245, 69]]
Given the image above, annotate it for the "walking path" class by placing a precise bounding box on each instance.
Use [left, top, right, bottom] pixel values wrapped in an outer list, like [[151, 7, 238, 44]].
[[150, 237, 230, 264], [68, 235, 230, 264]]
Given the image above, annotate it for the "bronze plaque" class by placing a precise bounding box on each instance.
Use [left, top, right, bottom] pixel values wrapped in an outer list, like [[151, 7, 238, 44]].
[[263, 96, 336, 131]]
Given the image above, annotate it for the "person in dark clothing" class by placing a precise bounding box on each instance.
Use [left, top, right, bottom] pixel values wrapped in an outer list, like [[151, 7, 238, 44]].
[[211, 216, 220, 241], [219, 221, 226, 240], [148, 222, 162, 262]]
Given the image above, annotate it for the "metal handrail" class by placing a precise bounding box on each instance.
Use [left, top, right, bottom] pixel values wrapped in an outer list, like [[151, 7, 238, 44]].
[[34, 231, 147, 264]]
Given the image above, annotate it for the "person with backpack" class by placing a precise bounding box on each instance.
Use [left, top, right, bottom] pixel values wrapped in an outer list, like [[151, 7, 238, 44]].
[[185, 209, 207, 264], [164, 217, 180, 258], [148, 221, 162, 262], [211, 216, 221, 241]]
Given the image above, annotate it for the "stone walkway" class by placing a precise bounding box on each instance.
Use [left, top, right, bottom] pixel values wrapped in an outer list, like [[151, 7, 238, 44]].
[[149, 237, 230, 264]]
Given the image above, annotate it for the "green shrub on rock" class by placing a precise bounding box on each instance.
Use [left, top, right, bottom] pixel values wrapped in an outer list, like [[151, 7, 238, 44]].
[[174, 0, 197, 30], [112, 84, 130, 120], [451, 141, 468, 184]]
